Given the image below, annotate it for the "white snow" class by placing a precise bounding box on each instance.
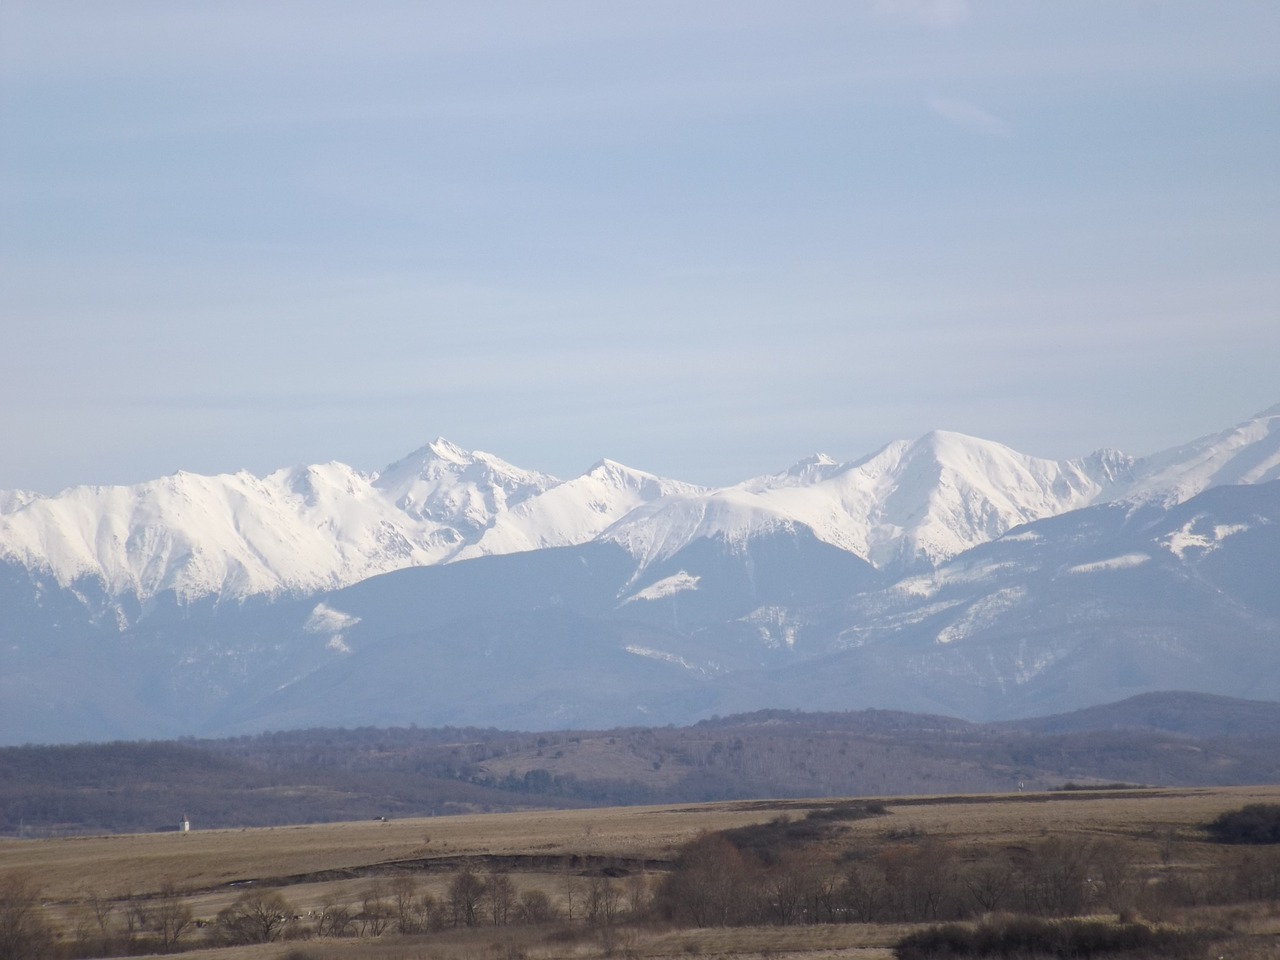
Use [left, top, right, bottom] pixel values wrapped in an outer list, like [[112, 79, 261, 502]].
[[1215, 523, 1251, 539], [373, 438, 555, 533], [623, 645, 707, 674], [621, 571, 700, 604], [892, 558, 1026, 599], [741, 605, 801, 649], [1121, 406, 1280, 503], [304, 603, 361, 654], [1066, 553, 1151, 574], [604, 430, 1128, 572], [1161, 518, 1251, 559], [305, 602, 362, 634], [455, 460, 705, 561], [936, 587, 1027, 644], [1000, 530, 1042, 543]]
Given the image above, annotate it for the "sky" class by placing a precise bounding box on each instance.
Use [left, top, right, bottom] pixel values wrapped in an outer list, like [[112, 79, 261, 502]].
[[2, 1, 1278, 493]]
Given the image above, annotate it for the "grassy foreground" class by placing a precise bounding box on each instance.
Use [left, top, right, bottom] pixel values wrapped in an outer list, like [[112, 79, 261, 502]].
[[4, 784, 1280, 959]]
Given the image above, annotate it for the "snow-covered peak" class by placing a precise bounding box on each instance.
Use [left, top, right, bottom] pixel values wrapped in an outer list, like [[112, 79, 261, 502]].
[[374, 439, 557, 532], [0, 489, 40, 514], [582, 458, 696, 497], [602, 429, 1129, 573], [424, 436, 472, 464], [601, 487, 796, 568], [756, 430, 1118, 569], [0, 463, 470, 606], [454, 459, 705, 560], [1077, 448, 1137, 488], [1121, 407, 1280, 504], [743, 453, 842, 490]]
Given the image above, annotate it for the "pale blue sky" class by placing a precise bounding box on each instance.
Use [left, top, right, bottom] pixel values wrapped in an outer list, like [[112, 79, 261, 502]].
[[2, 1, 1278, 492]]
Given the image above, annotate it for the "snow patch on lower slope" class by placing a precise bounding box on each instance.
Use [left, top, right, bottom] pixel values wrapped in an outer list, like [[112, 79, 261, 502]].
[[892, 559, 1028, 600], [1067, 554, 1151, 574], [304, 602, 362, 654], [621, 572, 700, 604], [834, 598, 968, 648], [1011, 637, 1069, 687], [623, 645, 709, 675], [1000, 530, 1041, 543], [936, 588, 1027, 644], [741, 605, 801, 649], [1161, 518, 1250, 559]]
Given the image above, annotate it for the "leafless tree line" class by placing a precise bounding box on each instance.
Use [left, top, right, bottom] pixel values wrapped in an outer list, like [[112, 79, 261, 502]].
[[651, 831, 1280, 927], [0, 864, 647, 958]]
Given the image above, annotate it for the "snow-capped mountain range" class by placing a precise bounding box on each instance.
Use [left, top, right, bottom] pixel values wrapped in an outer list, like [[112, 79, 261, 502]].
[[2, 406, 1279, 744], [4, 406, 1278, 614]]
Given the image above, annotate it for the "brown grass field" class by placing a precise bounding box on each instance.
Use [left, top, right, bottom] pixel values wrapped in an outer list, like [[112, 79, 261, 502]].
[[4, 784, 1280, 959]]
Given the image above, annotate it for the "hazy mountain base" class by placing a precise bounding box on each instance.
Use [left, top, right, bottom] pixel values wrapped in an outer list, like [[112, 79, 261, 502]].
[[4, 693, 1280, 837]]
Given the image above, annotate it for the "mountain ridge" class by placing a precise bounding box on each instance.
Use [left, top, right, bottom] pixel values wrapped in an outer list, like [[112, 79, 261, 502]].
[[4, 406, 1277, 612], [3, 407, 1280, 745]]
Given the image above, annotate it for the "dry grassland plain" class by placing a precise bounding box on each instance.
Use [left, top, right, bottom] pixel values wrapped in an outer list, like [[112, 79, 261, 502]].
[[3, 785, 1280, 960]]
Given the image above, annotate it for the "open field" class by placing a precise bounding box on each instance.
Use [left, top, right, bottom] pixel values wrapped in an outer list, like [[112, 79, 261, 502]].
[[9, 784, 1280, 899], [4, 784, 1280, 959]]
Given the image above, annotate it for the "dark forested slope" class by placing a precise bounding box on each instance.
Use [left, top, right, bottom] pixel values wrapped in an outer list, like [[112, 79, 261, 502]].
[[4, 693, 1280, 836]]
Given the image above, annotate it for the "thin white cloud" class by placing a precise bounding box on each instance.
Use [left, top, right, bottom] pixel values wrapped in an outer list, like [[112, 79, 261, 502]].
[[928, 96, 1013, 137], [872, 0, 970, 29]]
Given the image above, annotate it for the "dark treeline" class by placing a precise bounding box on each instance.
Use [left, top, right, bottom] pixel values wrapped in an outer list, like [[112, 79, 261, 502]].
[[5, 706, 1280, 835]]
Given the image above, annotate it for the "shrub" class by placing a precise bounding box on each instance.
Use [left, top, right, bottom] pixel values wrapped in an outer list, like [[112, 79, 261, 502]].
[[1206, 803, 1280, 844], [893, 914, 1209, 959]]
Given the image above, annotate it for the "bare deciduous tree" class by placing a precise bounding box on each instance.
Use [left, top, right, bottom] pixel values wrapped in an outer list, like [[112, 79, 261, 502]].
[[448, 868, 486, 927], [358, 881, 393, 937], [516, 887, 557, 924], [150, 882, 195, 951], [655, 834, 756, 926], [317, 894, 355, 938], [560, 866, 583, 921], [0, 875, 54, 960], [625, 872, 650, 917], [960, 852, 1016, 914], [217, 888, 295, 944], [486, 870, 516, 926], [586, 876, 623, 928]]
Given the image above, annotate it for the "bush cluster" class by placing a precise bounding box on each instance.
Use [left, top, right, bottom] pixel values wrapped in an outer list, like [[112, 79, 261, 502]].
[[1205, 803, 1280, 844], [893, 915, 1209, 959]]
